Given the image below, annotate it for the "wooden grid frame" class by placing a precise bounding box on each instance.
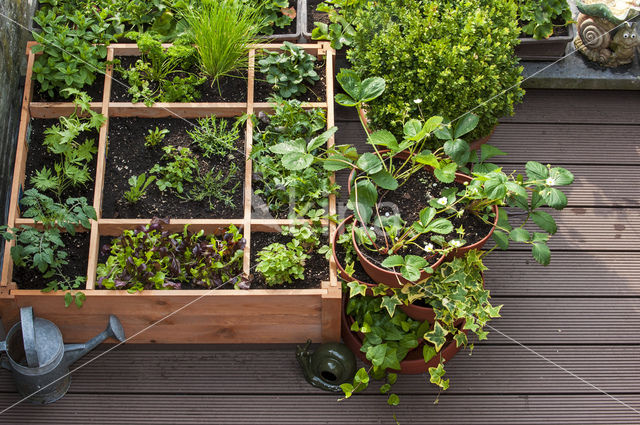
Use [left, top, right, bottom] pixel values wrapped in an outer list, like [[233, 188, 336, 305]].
[[0, 42, 340, 344]]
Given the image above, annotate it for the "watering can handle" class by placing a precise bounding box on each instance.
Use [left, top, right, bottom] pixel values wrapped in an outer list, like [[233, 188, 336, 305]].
[[20, 307, 39, 368]]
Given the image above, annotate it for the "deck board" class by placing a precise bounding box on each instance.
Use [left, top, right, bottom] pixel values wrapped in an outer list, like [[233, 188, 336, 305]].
[[0, 87, 638, 423]]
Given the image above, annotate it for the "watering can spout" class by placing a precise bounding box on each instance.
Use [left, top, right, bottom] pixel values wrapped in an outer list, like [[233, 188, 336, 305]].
[[63, 315, 125, 366]]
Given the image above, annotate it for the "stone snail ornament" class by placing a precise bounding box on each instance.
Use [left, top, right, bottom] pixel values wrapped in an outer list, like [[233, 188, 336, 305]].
[[574, 0, 640, 67], [296, 339, 356, 392]]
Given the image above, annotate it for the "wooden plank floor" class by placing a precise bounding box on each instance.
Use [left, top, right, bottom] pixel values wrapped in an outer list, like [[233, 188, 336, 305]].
[[1, 89, 639, 424]]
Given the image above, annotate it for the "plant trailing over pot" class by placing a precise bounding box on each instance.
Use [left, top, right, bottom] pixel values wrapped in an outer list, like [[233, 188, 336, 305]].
[[97, 218, 246, 291], [341, 250, 501, 403], [250, 97, 339, 217], [345, 0, 523, 141], [258, 42, 320, 99], [518, 0, 573, 39]]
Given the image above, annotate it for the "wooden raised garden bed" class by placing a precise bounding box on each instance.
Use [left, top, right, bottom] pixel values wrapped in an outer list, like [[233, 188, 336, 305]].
[[0, 41, 340, 344]]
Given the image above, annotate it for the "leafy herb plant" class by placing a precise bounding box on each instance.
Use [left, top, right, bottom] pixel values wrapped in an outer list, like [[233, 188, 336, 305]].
[[258, 42, 320, 99], [0, 189, 97, 307], [145, 127, 170, 147], [118, 32, 205, 106], [150, 145, 198, 194], [182, 163, 241, 209], [31, 89, 104, 201], [311, 0, 361, 49], [251, 97, 339, 217], [97, 218, 246, 291], [187, 116, 240, 158], [124, 173, 156, 203]]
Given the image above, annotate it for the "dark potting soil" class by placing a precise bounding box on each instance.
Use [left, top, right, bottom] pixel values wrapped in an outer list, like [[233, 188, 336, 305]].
[[24, 119, 98, 202], [13, 231, 91, 290], [249, 232, 327, 289], [356, 165, 493, 269], [110, 56, 249, 103], [31, 74, 106, 103], [306, 0, 330, 33], [254, 61, 327, 103], [102, 117, 245, 219]]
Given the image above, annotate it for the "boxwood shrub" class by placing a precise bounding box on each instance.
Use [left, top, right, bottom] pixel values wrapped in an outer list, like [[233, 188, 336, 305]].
[[346, 0, 524, 141]]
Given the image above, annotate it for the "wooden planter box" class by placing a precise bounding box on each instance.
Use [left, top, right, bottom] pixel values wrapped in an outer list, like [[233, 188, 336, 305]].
[[0, 42, 340, 344]]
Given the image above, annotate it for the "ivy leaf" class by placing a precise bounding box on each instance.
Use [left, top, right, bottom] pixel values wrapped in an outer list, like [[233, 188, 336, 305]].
[[387, 394, 400, 406], [525, 161, 549, 180], [454, 113, 479, 138], [423, 345, 437, 362], [424, 322, 448, 352], [347, 281, 367, 298], [531, 210, 557, 234], [340, 383, 354, 398], [380, 295, 402, 317], [532, 242, 551, 266], [367, 344, 388, 367], [509, 228, 531, 242]]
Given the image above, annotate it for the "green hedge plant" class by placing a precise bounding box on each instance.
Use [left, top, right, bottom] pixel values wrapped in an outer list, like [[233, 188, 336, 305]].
[[346, 0, 524, 141]]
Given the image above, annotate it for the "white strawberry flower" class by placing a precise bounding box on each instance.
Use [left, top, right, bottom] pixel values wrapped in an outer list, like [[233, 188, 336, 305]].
[[437, 197, 448, 206], [450, 239, 463, 248]]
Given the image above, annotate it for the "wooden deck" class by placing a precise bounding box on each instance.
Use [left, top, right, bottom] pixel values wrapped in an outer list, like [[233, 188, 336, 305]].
[[0, 88, 639, 424]]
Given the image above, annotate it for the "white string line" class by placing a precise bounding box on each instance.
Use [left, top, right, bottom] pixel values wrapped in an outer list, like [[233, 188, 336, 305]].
[[0, 265, 255, 415], [0, 4, 637, 418], [485, 323, 640, 415]]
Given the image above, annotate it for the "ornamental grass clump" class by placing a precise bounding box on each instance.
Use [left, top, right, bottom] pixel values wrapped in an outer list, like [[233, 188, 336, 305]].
[[184, 0, 265, 90], [347, 0, 524, 141]]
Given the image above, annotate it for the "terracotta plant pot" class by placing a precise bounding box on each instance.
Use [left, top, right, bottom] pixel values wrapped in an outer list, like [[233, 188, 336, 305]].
[[351, 222, 446, 288], [332, 215, 376, 288], [341, 295, 464, 375]]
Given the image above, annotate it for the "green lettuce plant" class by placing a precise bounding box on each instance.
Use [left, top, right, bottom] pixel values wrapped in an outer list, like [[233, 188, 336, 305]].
[[97, 218, 246, 291], [346, 0, 523, 141]]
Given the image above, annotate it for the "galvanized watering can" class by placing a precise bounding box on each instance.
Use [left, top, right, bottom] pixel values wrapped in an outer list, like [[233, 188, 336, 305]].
[[0, 307, 125, 404]]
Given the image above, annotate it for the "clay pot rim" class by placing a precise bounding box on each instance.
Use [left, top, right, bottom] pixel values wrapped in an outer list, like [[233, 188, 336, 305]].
[[332, 214, 376, 287], [351, 217, 447, 288]]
